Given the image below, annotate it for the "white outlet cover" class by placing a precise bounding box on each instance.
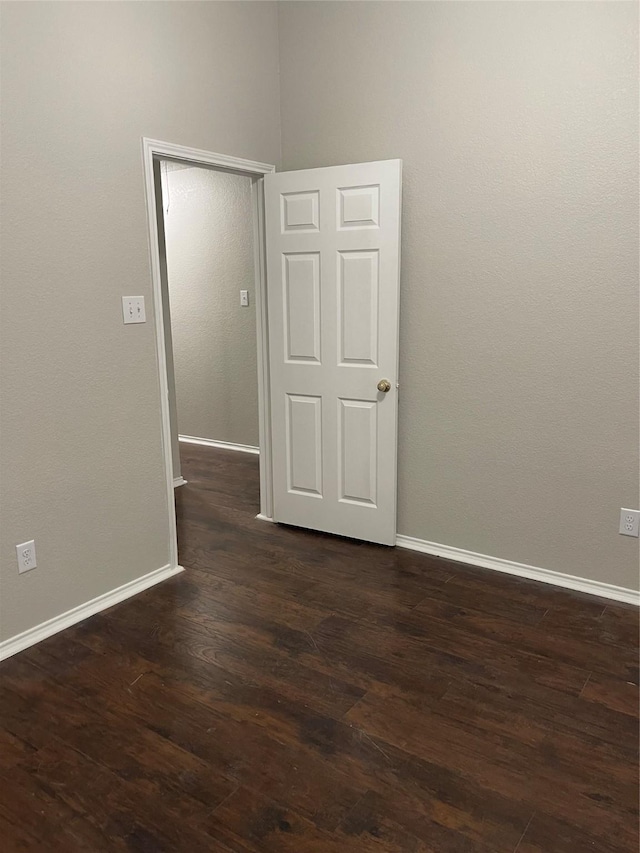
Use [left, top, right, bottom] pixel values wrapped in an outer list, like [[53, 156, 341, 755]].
[[122, 296, 146, 324], [17, 540, 37, 573], [619, 508, 640, 538]]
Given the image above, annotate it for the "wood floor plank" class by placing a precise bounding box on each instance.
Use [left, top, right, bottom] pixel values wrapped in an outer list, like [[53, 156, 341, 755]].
[[440, 675, 638, 756], [181, 535, 454, 612], [337, 788, 514, 853], [0, 729, 37, 771], [345, 689, 635, 846], [580, 670, 640, 717], [0, 812, 49, 853], [515, 812, 631, 853], [83, 608, 367, 720], [0, 764, 126, 853], [204, 784, 434, 853], [312, 612, 591, 700], [17, 638, 367, 833], [0, 657, 236, 817], [598, 603, 640, 649], [414, 594, 638, 682], [10, 738, 225, 853]]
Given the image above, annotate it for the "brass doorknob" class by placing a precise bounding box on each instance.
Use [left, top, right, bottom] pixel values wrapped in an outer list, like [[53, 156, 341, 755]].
[[377, 379, 391, 393]]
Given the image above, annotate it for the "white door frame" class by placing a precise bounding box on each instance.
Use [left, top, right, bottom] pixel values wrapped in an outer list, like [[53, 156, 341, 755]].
[[141, 138, 275, 572]]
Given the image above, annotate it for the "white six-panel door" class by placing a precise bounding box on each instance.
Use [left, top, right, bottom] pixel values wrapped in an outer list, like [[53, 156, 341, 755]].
[[264, 160, 402, 545]]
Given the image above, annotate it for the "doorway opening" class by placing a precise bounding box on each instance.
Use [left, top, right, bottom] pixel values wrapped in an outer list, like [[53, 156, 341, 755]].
[[158, 160, 261, 481], [142, 139, 275, 572]]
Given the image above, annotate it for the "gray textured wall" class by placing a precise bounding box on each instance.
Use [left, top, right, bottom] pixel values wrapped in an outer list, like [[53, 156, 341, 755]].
[[278, 0, 640, 590], [0, 1, 281, 641], [162, 165, 259, 450]]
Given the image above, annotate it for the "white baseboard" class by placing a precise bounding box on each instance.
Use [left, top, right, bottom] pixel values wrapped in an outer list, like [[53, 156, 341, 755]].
[[396, 535, 639, 606], [0, 564, 184, 663], [173, 476, 188, 488], [256, 513, 274, 523], [179, 435, 259, 455]]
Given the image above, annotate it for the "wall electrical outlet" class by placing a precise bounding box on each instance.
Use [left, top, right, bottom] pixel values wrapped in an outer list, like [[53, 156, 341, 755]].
[[122, 296, 146, 324], [17, 540, 37, 573], [619, 509, 640, 538]]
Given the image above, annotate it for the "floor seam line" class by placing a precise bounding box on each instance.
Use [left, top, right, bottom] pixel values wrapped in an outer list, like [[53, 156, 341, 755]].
[[579, 671, 593, 698], [512, 812, 535, 853]]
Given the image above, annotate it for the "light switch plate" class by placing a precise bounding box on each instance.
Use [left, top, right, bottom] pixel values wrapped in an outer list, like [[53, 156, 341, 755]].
[[122, 296, 146, 324], [240, 290, 249, 307]]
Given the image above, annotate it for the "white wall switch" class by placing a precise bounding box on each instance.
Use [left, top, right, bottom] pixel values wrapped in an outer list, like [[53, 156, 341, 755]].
[[17, 540, 37, 573], [122, 296, 146, 324], [619, 508, 640, 537], [240, 290, 249, 307]]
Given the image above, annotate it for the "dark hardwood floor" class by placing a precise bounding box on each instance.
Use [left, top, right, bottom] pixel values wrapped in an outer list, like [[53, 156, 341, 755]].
[[1, 443, 638, 851]]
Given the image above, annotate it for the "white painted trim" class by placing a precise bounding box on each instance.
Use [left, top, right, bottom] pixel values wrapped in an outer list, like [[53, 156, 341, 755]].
[[173, 476, 188, 488], [179, 435, 259, 455], [396, 535, 639, 606], [144, 138, 275, 176], [141, 138, 275, 574], [0, 564, 184, 662], [142, 141, 180, 571], [256, 513, 275, 523], [253, 177, 274, 520]]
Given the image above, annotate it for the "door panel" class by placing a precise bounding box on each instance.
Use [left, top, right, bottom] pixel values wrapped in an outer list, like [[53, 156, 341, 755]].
[[339, 398, 377, 506], [281, 191, 320, 233], [338, 250, 379, 366], [265, 160, 401, 545], [283, 253, 321, 363], [286, 394, 323, 497], [338, 184, 380, 229]]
